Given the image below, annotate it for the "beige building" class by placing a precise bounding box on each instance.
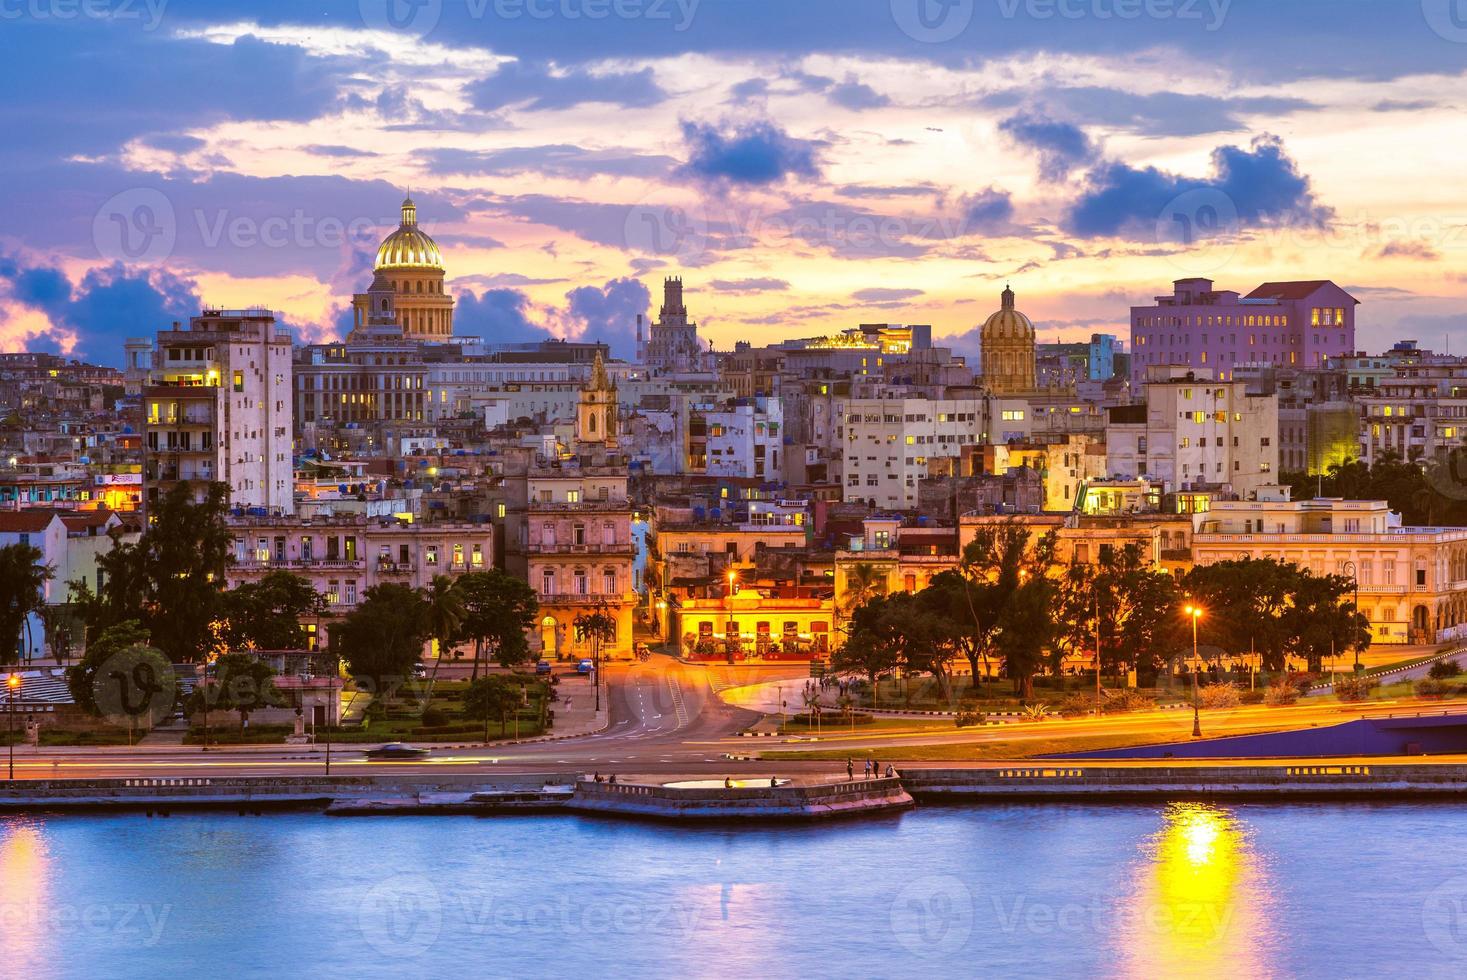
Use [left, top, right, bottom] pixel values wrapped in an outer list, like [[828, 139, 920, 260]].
[[979, 285, 1036, 395], [1106, 366, 1279, 499], [1193, 494, 1467, 645], [350, 196, 454, 342]]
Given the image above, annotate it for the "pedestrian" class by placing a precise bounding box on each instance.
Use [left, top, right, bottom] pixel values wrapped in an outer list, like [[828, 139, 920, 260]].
[[846, 758, 854, 780], [885, 764, 895, 778], [724, 776, 732, 789], [770, 776, 778, 787], [863, 758, 872, 777], [609, 773, 617, 785], [872, 757, 879, 777]]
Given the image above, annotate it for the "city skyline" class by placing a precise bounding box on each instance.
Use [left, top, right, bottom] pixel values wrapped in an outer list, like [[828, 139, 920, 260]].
[[4, 1, 1467, 366]]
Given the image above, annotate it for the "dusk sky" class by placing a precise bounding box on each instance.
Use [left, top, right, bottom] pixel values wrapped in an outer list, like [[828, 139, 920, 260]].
[[3, 0, 1466, 365]]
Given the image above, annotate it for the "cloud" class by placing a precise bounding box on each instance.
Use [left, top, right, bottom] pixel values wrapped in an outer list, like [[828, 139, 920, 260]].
[[305, 145, 379, 158], [678, 119, 821, 186], [1373, 241, 1441, 261], [828, 77, 890, 110], [997, 112, 1097, 182], [560, 277, 650, 358], [455, 273, 568, 289], [1064, 135, 1331, 240], [985, 87, 1318, 139], [710, 277, 790, 293], [853, 287, 924, 303], [1372, 99, 1438, 112], [0, 254, 201, 366], [423, 145, 675, 179], [467, 61, 667, 112], [453, 287, 553, 345], [959, 187, 1016, 232]]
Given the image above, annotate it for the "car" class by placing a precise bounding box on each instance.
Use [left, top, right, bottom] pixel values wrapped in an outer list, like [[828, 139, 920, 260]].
[[412, 662, 428, 679], [365, 743, 430, 761], [535, 660, 552, 675], [576, 659, 595, 675]]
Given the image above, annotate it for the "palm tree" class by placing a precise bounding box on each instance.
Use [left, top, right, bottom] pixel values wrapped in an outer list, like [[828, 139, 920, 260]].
[[0, 544, 50, 665], [840, 561, 885, 626], [421, 575, 465, 686]]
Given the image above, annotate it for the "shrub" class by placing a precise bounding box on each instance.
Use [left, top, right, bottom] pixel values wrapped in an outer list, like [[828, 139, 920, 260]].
[[420, 707, 449, 727], [1240, 689, 1266, 705], [1265, 682, 1299, 706], [1333, 675, 1379, 703], [1415, 678, 1449, 698], [1056, 694, 1097, 718], [1199, 684, 1241, 709], [955, 710, 987, 729], [1019, 703, 1051, 721], [1429, 659, 1462, 680], [1102, 690, 1155, 714]]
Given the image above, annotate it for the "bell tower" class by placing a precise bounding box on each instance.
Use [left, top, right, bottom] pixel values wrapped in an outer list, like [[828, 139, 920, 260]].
[[576, 351, 618, 449]]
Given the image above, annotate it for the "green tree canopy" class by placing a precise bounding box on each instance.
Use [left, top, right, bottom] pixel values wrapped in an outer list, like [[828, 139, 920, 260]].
[[332, 583, 429, 694], [0, 542, 50, 665], [463, 675, 522, 743], [65, 620, 175, 726], [456, 569, 539, 672], [219, 572, 325, 651]]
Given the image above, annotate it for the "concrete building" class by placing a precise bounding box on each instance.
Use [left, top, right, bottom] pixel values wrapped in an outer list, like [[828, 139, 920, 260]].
[[0, 510, 129, 661], [143, 309, 293, 517], [1105, 367, 1279, 500], [687, 396, 782, 480], [1130, 278, 1358, 386], [1356, 361, 1467, 465], [640, 277, 705, 374], [1194, 494, 1467, 645]]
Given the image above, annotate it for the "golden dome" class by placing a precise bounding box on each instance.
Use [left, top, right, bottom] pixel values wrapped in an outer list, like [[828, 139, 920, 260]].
[[981, 284, 1035, 341], [374, 196, 444, 271]]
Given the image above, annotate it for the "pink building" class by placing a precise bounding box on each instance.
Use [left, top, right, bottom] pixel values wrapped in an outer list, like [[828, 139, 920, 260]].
[[1130, 279, 1358, 388]]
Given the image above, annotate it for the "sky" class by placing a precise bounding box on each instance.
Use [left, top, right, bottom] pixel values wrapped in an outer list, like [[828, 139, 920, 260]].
[[2, 0, 1466, 366]]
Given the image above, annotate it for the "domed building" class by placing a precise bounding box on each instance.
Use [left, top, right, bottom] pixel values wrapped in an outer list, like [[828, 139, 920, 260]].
[[979, 284, 1036, 395], [349, 196, 455, 342]]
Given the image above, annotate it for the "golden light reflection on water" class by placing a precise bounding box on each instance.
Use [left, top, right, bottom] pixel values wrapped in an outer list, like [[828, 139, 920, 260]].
[[1120, 803, 1275, 979], [0, 819, 53, 974]]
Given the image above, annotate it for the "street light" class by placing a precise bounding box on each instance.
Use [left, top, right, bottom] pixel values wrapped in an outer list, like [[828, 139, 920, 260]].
[[7, 674, 20, 780], [1184, 604, 1203, 738], [1342, 560, 1362, 672], [726, 569, 737, 663]]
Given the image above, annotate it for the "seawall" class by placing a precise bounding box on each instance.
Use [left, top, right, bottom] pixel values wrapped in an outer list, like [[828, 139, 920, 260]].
[[567, 777, 913, 821]]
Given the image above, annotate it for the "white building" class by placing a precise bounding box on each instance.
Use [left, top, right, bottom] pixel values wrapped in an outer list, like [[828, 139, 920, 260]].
[[144, 309, 294, 516], [689, 396, 784, 480], [1356, 361, 1467, 465], [0, 510, 130, 661], [841, 395, 1033, 509], [1105, 367, 1278, 500]]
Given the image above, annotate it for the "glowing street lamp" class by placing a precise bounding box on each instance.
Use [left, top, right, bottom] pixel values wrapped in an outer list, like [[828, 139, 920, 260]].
[[7, 674, 20, 780], [1184, 604, 1203, 738]]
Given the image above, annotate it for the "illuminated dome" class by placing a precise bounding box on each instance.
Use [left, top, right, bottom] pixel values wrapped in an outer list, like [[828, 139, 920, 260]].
[[374, 196, 444, 271], [981, 284, 1035, 342]]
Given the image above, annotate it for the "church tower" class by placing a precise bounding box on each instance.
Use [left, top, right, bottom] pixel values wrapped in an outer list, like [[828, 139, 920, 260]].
[[576, 351, 619, 449]]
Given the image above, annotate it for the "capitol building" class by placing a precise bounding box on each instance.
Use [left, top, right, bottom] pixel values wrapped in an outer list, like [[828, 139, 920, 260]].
[[348, 196, 455, 342]]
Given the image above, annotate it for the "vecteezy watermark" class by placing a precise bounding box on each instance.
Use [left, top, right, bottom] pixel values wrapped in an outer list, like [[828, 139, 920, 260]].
[[0, 0, 168, 30], [359, 876, 701, 958], [989, 893, 1234, 942], [1155, 188, 1241, 275], [92, 646, 176, 731], [93, 188, 176, 264], [360, 0, 700, 38], [1422, 0, 1467, 43], [890, 875, 974, 958], [892, 0, 1228, 41], [1423, 874, 1467, 958], [93, 189, 388, 264], [0, 901, 172, 947], [623, 191, 710, 266]]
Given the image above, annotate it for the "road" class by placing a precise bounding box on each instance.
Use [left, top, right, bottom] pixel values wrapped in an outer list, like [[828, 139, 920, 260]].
[[7, 656, 1467, 780]]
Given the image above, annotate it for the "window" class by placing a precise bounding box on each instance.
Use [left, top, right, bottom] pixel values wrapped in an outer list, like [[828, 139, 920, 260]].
[[232, 371, 244, 392], [603, 569, 617, 594], [452, 543, 465, 566], [542, 570, 555, 595], [472, 544, 484, 567], [425, 545, 438, 566]]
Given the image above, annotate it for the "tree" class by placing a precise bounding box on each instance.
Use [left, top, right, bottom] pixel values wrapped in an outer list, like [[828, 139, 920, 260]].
[[840, 561, 886, 620], [991, 571, 1056, 700], [421, 574, 466, 675], [0, 543, 50, 665], [456, 569, 539, 673], [833, 596, 902, 701], [463, 675, 521, 744], [574, 604, 617, 666], [219, 572, 325, 651], [1096, 544, 1182, 681], [38, 603, 80, 664], [954, 521, 1059, 697], [333, 583, 429, 697], [1287, 572, 1372, 673], [189, 652, 281, 728], [66, 620, 175, 727], [73, 481, 232, 662], [1184, 558, 1299, 672]]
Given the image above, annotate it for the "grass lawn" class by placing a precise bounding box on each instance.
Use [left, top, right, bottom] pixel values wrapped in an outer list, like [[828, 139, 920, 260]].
[[39, 729, 138, 747], [778, 716, 958, 735]]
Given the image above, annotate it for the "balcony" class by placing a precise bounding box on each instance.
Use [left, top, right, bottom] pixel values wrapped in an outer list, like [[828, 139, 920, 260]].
[[233, 558, 366, 572], [530, 542, 635, 555], [538, 592, 629, 606]]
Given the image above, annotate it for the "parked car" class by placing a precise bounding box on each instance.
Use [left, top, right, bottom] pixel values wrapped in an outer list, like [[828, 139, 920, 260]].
[[412, 662, 428, 679], [577, 659, 595, 675], [365, 743, 429, 761], [535, 660, 552, 675]]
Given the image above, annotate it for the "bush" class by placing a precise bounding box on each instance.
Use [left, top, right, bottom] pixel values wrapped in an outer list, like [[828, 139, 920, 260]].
[[1240, 689, 1266, 705], [1265, 682, 1299, 706], [1415, 678, 1450, 698], [1056, 694, 1097, 718], [1199, 684, 1241, 709], [955, 710, 988, 728], [1429, 659, 1462, 680], [420, 707, 449, 727], [1333, 675, 1379, 703], [1102, 690, 1155, 714]]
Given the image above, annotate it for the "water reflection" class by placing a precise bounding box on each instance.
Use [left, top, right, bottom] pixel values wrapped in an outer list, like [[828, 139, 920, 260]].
[[1121, 803, 1275, 979], [0, 818, 53, 975]]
